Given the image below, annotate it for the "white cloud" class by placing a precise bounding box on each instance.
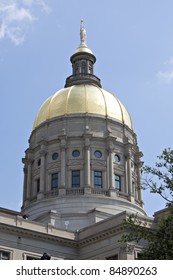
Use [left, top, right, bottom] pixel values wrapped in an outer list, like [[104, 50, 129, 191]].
[[164, 57, 173, 66], [36, 0, 51, 14], [157, 70, 173, 84], [0, 0, 51, 45], [22, 0, 51, 13], [157, 57, 173, 84]]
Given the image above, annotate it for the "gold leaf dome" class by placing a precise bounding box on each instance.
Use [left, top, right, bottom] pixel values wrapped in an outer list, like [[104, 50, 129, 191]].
[[33, 84, 133, 130]]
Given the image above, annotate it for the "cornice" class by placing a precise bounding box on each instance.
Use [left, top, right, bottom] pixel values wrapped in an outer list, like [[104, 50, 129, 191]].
[[77, 223, 124, 247], [0, 223, 78, 248]]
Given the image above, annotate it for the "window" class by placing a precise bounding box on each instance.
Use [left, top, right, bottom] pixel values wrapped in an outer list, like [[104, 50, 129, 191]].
[[115, 175, 121, 191], [81, 61, 86, 74], [75, 63, 79, 75], [72, 150, 80, 157], [94, 171, 102, 188], [37, 159, 41, 166], [89, 63, 93, 74], [114, 154, 120, 162], [51, 173, 58, 190], [52, 153, 58, 160], [72, 170, 80, 188], [135, 251, 142, 260], [94, 150, 102, 158], [36, 178, 40, 193], [0, 250, 10, 260]]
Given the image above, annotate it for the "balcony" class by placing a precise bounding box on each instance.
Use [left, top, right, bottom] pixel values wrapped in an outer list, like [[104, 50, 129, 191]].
[[65, 73, 101, 87], [44, 187, 109, 198]]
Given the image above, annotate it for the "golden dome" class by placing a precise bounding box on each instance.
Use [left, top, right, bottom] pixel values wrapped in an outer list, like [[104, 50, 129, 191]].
[[33, 85, 133, 130]]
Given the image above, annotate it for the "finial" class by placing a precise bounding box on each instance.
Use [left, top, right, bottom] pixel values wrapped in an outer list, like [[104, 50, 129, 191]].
[[80, 19, 87, 47]]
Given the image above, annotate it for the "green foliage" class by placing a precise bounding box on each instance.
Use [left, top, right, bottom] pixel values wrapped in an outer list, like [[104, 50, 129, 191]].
[[122, 148, 173, 260], [140, 208, 173, 260], [142, 148, 173, 206], [122, 207, 173, 259]]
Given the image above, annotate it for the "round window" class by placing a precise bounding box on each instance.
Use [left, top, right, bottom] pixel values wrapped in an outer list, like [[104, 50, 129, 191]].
[[114, 154, 120, 162], [72, 150, 80, 157], [52, 153, 58, 160], [94, 150, 102, 158]]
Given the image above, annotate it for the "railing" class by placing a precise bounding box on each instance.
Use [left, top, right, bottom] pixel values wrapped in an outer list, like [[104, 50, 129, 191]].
[[66, 188, 84, 196], [65, 73, 101, 87], [91, 188, 109, 196], [44, 187, 109, 198], [44, 189, 59, 198], [118, 192, 129, 199]]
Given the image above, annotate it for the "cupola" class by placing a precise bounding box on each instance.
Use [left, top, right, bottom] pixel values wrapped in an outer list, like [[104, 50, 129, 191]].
[[65, 20, 101, 87]]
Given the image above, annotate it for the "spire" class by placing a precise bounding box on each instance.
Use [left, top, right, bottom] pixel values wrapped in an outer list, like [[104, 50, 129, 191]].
[[64, 21, 101, 88], [80, 19, 87, 47]]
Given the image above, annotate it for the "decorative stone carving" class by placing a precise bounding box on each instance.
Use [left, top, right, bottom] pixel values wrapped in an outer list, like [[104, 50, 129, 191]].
[[47, 162, 61, 170], [120, 243, 135, 255]]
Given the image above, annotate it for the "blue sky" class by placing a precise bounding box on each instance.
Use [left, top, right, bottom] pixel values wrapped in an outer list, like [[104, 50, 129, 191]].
[[0, 0, 173, 216]]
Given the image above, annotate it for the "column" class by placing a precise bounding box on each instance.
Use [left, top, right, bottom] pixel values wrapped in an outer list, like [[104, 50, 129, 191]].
[[137, 161, 142, 203], [125, 158, 128, 194], [22, 165, 27, 205], [84, 136, 91, 194], [106, 137, 116, 197], [127, 150, 133, 202], [26, 159, 32, 200], [109, 149, 114, 190], [37, 150, 46, 199], [85, 146, 90, 187], [60, 137, 66, 188]]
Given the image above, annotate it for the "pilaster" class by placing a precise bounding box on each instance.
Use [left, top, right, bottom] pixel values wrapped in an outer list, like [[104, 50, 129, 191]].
[[59, 136, 67, 188], [83, 134, 92, 193]]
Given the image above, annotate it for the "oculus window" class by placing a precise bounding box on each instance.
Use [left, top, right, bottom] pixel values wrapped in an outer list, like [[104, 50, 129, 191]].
[[72, 150, 80, 157], [94, 150, 102, 158], [52, 153, 58, 160]]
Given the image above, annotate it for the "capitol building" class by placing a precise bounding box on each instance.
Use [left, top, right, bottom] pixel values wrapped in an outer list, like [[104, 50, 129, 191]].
[[0, 22, 158, 260]]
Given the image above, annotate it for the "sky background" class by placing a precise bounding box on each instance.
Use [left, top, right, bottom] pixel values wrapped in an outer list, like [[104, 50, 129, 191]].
[[0, 0, 173, 216]]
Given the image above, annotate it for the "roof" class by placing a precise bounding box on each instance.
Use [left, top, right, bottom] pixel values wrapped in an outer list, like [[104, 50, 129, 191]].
[[33, 84, 133, 130]]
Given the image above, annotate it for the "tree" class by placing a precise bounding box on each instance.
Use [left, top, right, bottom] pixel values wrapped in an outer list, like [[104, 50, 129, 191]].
[[142, 148, 173, 206], [122, 148, 173, 260]]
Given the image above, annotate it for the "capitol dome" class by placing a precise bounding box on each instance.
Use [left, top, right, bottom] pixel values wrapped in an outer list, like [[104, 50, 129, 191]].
[[33, 21, 133, 132], [33, 84, 133, 130], [22, 21, 145, 231]]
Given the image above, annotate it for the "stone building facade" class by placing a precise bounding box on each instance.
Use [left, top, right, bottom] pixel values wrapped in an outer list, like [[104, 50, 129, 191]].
[[0, 22, 155, 260]]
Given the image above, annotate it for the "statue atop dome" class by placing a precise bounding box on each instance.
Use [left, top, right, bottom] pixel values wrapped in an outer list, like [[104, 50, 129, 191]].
[[80, 19, 87, 47]]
